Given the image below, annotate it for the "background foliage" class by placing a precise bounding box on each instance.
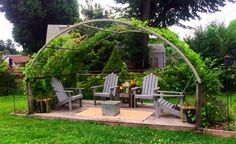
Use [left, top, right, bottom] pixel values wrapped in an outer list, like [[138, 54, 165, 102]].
[[0, 0, 79, 54], [0, 39, 19, 55], [115, 0, 230, 27], [0, 61, 17, 96]]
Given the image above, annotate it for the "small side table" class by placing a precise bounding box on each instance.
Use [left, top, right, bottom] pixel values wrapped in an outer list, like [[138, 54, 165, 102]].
[[35, 98, 52, 113], [119, 87, 134, 108], [180, 105, 195, 122]]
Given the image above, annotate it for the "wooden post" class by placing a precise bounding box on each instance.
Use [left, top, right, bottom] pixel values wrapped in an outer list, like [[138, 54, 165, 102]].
[[195, 82, 202, 129], [27, 78, 34, 114]]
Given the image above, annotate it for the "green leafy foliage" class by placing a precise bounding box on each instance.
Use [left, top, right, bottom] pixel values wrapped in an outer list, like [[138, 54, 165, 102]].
[[77, 75, 104, 99], [81, 0, 111, 20], [204, 95, 227, 123], [0, 60, 18, 96], [185, 22, 228, 59], [115, 0, 230, 27], [103, 47, 123, 73], [0, 60, 7, 72], [0, 0, 78, 54], [226, 19, 236, 58], [23, 30, 114, 97], [0, 72, 17, 96], [118, 62, 130, 84], [0, 39, 19, 54]]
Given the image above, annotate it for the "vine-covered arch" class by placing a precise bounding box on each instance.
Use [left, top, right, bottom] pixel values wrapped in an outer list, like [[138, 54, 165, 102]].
[[26, 19, 203, 128], [29, 19, 201, 83]]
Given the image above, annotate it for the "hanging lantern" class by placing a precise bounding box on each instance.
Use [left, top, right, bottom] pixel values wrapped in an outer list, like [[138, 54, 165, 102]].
[[224, 55, 234, 67]]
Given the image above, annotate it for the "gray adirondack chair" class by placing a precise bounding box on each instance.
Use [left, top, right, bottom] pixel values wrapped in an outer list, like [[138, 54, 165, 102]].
[[154, 91, 185, 118], [91, 73, 118, 105], [51, 77, 83, 111], [132, 73, 158, 107]]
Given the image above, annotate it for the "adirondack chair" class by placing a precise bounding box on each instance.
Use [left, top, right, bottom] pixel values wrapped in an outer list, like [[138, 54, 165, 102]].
[[91, 73, 118, 105], [132, 73, 158, 107], [51, 77, 83, 111], [154, 91, 185, 118]]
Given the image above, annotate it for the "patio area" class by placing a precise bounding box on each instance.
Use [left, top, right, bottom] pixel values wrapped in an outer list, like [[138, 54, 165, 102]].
[[32, 100, 195, 131]]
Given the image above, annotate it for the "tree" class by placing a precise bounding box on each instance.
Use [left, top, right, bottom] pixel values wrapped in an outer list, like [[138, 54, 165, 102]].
[[226, 19, 236, 58], [0, 39, 18, 55], [81, 0, 111, 20], [103, 47, 123, 73], [0, 40, 4, 51], [185, 22, 227, 59], [185, 19, 236, 59], [115, 0, 231, 28], [0, 0, 78, 54]]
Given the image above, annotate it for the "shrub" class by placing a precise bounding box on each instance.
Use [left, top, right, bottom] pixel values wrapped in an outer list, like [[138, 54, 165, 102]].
[[118, 62, 130, 84], [0, 61, 17, 96], [102, 47, 123, 73], [202, 95, 227, 124], [0, 72, 17, 96], [76, 75, 104, 99], [219, 63, 236, 91]]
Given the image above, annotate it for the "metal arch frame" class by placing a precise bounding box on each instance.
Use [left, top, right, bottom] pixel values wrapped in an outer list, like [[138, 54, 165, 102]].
[[26, 19, 202, 128], [28, 19, 201, 83]]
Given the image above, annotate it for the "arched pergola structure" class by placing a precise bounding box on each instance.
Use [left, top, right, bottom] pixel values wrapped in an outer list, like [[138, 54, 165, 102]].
[[26, 19, 202, 129]]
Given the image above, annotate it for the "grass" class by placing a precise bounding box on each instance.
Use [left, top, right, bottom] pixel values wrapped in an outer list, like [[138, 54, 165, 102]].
[[0, 95, 236, 143]]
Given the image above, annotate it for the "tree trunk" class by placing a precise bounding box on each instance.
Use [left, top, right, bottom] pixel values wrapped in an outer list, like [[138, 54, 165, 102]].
[[142, 0, 151, 21], [140, 0, 151, 68]]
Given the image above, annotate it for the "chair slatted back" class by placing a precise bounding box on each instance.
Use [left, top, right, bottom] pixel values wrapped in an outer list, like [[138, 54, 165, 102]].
[[51, 77, 68, 102], [102, 73, 118, 96], [141, 73, 158, 95]]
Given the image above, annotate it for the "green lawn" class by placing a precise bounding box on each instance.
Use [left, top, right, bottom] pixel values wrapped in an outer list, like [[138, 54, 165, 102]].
[[0, 95, 236, 143]]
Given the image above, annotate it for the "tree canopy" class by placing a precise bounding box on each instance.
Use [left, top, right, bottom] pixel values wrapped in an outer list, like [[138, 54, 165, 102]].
[[0, 0, 79, 54], [0, 39, 18, 55], [103, 47, 123, 73], [81, 0, 111, 20], [226, 19, 236, 57], [115, 0, 231, 27], [185, 20, 236, 59]]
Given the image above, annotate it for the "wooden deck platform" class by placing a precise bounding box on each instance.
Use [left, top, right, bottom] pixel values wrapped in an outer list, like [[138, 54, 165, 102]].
[[31, 100, 195, 131]]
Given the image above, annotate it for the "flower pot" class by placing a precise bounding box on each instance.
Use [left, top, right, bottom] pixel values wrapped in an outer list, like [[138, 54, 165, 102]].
[[34, 98, 52, 113], [183, 108, 196, 124]]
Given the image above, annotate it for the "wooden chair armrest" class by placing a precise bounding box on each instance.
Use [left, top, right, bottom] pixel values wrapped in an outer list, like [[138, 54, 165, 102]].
[[110, 86, 119, 89], [153, 93, 184, 97], [65, 88, 85, 90], [157, 90, 183, 94], [55, 90, 73, 93], [131, 87, 142, 91], [154, 87, 160, 93], [90, 85, 104, 89], [65, 88, 84, 94]]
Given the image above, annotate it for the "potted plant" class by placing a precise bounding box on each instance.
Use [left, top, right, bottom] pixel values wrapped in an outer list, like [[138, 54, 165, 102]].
[[181, 102, 196, 123], [32, 81, 53, 113]]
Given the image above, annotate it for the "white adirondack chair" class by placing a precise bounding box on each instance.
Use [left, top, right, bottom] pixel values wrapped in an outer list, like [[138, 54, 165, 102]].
[[51, 77, 83, 111], [154, 91, 185, 118], [132, 73, 158, 107], [91, 73, 118, 105]]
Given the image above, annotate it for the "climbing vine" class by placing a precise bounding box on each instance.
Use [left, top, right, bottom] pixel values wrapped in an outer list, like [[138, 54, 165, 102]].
[[24, 18, 221, 97]]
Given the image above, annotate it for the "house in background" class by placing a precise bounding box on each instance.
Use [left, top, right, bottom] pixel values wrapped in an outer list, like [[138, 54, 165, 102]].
[[46, 25, 71, 43], [2, 55, 30, 68], [148, 44, 166, 68]]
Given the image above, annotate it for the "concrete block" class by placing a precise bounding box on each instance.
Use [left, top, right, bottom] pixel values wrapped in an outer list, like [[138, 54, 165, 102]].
[[101, 101, 121, 116]]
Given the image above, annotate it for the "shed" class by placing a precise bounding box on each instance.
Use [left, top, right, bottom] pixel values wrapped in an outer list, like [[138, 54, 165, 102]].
[[148, 44, 166, 68]]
